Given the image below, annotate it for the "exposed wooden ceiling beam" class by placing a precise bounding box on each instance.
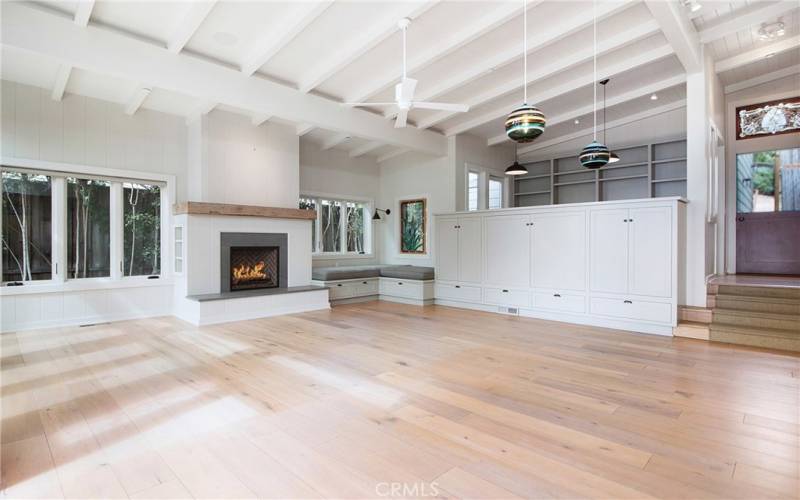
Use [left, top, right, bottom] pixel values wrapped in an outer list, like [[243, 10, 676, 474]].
[[377, 148, 409, 163], [321, 133, 351, 151], [124, 86, 152, 115], [298, 2, 438, 94], [296, 123, 316, 136], [715, 34, 800, 73], [252, 114, 271, 127], [345, 0, 547, 105], [241, 1, 334, 76], [74, 0, 94, 27], [2, 3, 447, 156], [418, 18, 660, 130], [167, 1, 218, 53], [724, 66, 800, 94], [51, 64, 72, 101], [518, 99, 686, 156], [443, 43, 674, 136], [699, 1, 799, 44], [644, 0, 701, 72], [350, 142, 382, 158], [486, 74, 687, 146], [388, 1, 633, 122]]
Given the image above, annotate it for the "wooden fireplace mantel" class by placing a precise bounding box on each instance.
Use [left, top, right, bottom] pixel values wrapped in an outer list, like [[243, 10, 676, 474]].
[[173, 202, 316, 220]]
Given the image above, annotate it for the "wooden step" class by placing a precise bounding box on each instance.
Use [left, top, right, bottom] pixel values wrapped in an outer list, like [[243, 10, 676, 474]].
[[678, 305, 712, 324], [709, 324, 800, 352], [712, 308, 800, 332], [673, 321, 709, 340], [714, 295, 800, 315], [716, 284, 800, 300]]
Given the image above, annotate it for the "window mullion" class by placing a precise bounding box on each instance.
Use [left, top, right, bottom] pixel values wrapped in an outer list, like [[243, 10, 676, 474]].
[[339, 201, 346, 253], [110, 182, 123, 280], [52, 176, 67, 284]]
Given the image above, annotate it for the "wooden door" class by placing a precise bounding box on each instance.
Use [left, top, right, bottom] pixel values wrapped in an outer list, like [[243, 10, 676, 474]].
[[628, 206, 672, 297], [589, 208, 629, 294], [436, 217, 459, 282], [531, 211, 586, 291], [458, 217, 482, 283], [737, 211, 800, 274], [484, 214, 530, 287]]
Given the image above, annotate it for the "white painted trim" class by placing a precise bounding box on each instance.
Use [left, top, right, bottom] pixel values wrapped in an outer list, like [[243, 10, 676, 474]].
[[644, 0, 701, 72], [167, 1, 218, 53], [73, 0, 94, 27], [51, 65, 72, 101], [724, 66, 800, 94], [715, 34, 800, 73]]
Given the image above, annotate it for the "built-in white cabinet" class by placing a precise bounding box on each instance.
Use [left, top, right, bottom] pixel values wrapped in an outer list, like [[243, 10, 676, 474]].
[[434, 197, 684, 336], [436, 216, 482, 283], [590, 206, 671, 298]]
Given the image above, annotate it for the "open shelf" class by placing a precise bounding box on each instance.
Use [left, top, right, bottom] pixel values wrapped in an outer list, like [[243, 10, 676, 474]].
[[514, 190, 551, 196], [652, 177, 687, 183], [599, 174, 648, 182]]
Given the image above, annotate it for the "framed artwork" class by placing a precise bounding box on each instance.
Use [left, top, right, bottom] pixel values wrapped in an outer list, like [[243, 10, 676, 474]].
[[399, 198, 426, 254], [736, 97, 800, 140]]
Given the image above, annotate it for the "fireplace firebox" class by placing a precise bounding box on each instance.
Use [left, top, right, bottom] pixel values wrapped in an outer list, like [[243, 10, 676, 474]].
[[220, 233, 288, 293]]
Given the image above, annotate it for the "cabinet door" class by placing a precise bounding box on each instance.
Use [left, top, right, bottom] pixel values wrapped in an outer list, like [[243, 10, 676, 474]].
[[628, 206, 671, 297], [531, 211, 586, 291], [458, 217, 482, 283], [436, 217, 459, 282], [484, 215, 530, 287], [589, 208, 629, 294]]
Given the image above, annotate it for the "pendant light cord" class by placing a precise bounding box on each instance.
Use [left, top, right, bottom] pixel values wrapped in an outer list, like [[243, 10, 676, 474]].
[[523, 0, 528, 104], [593, 0, 597, 140]]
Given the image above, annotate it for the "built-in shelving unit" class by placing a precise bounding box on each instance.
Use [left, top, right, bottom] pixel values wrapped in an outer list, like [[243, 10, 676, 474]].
[[514, 139, 687, 207]]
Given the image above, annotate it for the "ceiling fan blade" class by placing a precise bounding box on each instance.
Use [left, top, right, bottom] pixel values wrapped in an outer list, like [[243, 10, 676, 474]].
[[343, 102, 398, 107], [411, 101, 470, 112], [396, 77, 418, 102], [395, 108, 409, 128]]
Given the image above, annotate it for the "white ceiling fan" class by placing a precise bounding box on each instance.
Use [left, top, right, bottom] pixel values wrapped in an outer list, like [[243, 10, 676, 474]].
[[344, 18, 469, 128]]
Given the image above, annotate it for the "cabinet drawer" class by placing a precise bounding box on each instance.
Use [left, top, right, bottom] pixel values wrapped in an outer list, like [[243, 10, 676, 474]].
[[435, 283, 481, 302], [533, 291, 585, 314], [380, 278, 422, 299], [329, 282, 355, 299], [483, 287, 530, 308], [355, 279, 379, 296], [590, 297, 672, 324]]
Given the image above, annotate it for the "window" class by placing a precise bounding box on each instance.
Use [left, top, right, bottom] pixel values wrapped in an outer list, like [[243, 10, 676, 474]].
[[736, 97, 800, 140], [400, 198, 426, 254], [123, 182, 161, 276], [1, 165, 165, 285], [467, 171, 479, 211], [68, 177, 110, 278], [489, 177, 503, 209], [737, 148, 800, 213], [299, 195, 372, 255], [1, 171, 52, 282]]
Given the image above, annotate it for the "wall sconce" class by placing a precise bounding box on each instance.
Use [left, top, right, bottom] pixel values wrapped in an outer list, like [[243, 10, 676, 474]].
[[372, 208, 391, 220]]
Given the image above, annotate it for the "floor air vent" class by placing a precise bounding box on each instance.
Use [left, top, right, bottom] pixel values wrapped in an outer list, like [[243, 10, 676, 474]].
[[499, 306, 519, 315]]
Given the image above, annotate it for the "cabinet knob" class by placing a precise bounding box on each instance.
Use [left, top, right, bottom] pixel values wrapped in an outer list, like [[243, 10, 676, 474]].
[[553, 293, 561, 297], [363, 281, 368, 284], [502, 289, 509, 293], [337, 284, 343, 287], [455, 285, 461, 288], [398, 282, 403, 285], [624, 300, 633, 304]]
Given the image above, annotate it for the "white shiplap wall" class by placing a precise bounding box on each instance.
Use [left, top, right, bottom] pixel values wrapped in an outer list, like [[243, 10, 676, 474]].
[[1, 80, 189, 201]]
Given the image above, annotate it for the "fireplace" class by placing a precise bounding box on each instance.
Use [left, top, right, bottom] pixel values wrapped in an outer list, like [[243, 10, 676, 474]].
[[220, 233, 288, 293]]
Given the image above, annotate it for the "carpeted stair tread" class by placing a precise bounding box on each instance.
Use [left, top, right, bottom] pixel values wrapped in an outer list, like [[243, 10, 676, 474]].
[[712, 308, 800, 332], [716, 285, 800, 300], [709, 323, 800, 339]]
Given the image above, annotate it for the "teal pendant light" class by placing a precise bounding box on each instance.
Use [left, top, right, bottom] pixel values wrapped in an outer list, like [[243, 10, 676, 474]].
[[579, 0, 609, 169]]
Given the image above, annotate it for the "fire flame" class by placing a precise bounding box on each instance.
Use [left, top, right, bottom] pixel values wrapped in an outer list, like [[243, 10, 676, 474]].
[[232, 261, 268, 284]]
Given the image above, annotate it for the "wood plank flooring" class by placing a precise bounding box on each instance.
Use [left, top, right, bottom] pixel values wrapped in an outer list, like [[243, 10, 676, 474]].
[[2, 301, 798, 499]]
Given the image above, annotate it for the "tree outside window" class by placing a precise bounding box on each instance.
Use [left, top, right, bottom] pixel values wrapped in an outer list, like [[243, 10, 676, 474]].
[[1, 171, 52, 282], [67, 177, 111, 278], [124, 182, 161, 276]]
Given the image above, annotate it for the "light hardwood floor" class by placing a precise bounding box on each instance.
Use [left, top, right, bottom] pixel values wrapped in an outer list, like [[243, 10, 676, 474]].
[[2, 301, 798, 499]]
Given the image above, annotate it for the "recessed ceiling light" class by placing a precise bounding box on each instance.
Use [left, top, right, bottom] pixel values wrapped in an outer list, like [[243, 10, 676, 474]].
[[213, 31, 239, 46], [650, 93, 658, 101], [758, 21, 786, 41], [574, 119, 580, 125]]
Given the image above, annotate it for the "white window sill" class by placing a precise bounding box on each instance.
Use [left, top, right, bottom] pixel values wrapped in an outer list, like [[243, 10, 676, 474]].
[[0, 277, 174, 296], [312, 253, 375, 261]]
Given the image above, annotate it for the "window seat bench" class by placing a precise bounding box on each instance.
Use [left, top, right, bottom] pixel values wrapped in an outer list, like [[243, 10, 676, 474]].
[[311, 265, 434, 306]]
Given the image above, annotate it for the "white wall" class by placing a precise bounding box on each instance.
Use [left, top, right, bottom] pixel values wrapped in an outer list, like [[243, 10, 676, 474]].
[[190, 110, 299, 208], [378, 152, 453, 268], [1, 80, 189, 200], [724, 73, 800, 273]]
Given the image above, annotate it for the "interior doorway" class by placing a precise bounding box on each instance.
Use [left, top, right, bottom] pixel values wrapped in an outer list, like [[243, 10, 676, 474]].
[[735, 148, 800, 275]]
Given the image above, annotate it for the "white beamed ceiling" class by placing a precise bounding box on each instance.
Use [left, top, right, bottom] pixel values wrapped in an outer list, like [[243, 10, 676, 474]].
[[2, 0, 798, 159]]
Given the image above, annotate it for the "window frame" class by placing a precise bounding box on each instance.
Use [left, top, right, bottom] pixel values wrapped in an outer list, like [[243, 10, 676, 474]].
[[488, 175, 504, 210], [467, 169, 480, 211], [1, 158, 173, 289], [300, 191, 374, 259]]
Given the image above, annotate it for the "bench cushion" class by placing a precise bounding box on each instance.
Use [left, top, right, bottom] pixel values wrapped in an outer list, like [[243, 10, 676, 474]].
[[380, 265, 435, 281], [312, 265, 383, 281]]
